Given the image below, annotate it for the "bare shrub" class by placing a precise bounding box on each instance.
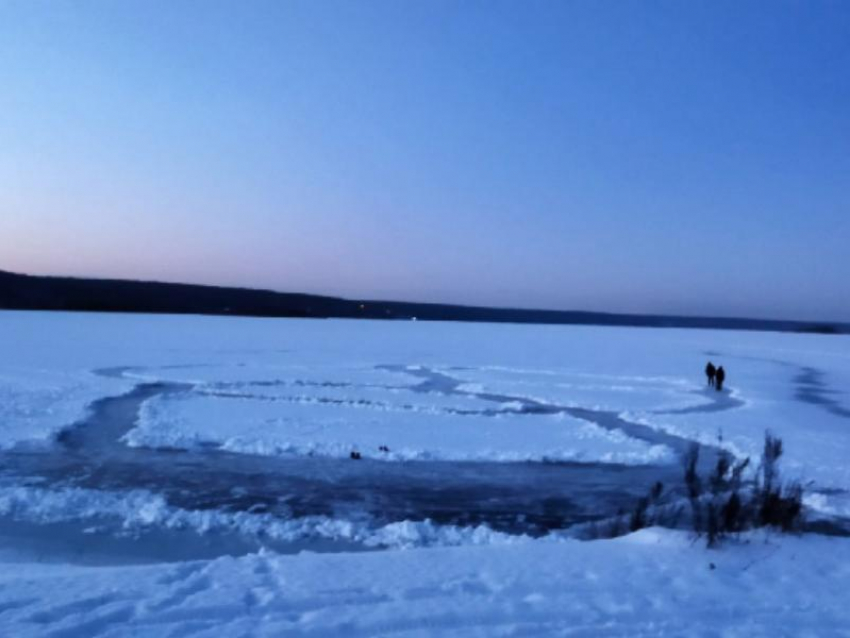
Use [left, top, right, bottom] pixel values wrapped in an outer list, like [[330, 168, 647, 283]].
[[628, 481, 665, 532], [687, 431, 803, 546], [585, 432, 803, 546], [682, 443, 703, 533]]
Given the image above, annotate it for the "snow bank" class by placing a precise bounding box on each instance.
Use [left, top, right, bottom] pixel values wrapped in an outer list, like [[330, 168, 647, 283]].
[[0, 485, 523, 550]]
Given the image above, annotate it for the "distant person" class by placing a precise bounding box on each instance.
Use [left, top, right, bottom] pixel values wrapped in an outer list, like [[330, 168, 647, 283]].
[[705, 361, 717, 387], [715, 366, 726, 392]]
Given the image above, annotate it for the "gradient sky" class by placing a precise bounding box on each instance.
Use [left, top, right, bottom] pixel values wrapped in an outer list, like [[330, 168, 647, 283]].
[[1, 1, 848, 321]]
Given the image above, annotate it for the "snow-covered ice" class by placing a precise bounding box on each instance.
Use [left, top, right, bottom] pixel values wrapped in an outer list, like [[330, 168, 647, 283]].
[[129, 390, 670, 464], [1, 310, 850, 635]]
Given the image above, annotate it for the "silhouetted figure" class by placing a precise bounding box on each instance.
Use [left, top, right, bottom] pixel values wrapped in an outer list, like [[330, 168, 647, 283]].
[[350, 451, 362, 460], [705, 361, 717, 387], [715, 366, 726, 392], [378, 445, 390, 453]]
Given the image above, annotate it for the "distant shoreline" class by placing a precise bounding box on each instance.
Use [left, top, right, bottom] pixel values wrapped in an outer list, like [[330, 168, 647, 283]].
[[1, 269, 846, 335]]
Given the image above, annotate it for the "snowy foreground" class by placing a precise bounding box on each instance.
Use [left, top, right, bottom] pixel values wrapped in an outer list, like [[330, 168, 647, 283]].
[[1, 311, 850, 635], [2, 529, 849, 637]]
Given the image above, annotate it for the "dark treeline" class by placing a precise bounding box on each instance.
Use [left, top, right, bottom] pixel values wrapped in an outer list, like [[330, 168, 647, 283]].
[[1, 269, 847, 335]]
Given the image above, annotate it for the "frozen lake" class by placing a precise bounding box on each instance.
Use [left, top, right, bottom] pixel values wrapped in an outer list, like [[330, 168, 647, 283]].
[[2, 311, 849, 557], [2, 311, 850, 635]]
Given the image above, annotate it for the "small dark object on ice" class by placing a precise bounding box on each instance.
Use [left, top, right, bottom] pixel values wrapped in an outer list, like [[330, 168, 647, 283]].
[[378, 445, 390, 453], [350, 451, 362, 460], [709, 562, 716, 570]]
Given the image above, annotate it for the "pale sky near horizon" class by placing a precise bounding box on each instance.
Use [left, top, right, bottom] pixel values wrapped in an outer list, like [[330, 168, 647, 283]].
[[1, 1, 848, 322]]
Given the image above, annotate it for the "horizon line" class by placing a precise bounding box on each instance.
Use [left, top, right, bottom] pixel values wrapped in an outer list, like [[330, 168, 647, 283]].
[[3, 267, 847, 329]]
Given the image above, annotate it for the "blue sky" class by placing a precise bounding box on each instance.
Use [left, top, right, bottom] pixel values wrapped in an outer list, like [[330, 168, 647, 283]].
[[1, 0, 848, 321]]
